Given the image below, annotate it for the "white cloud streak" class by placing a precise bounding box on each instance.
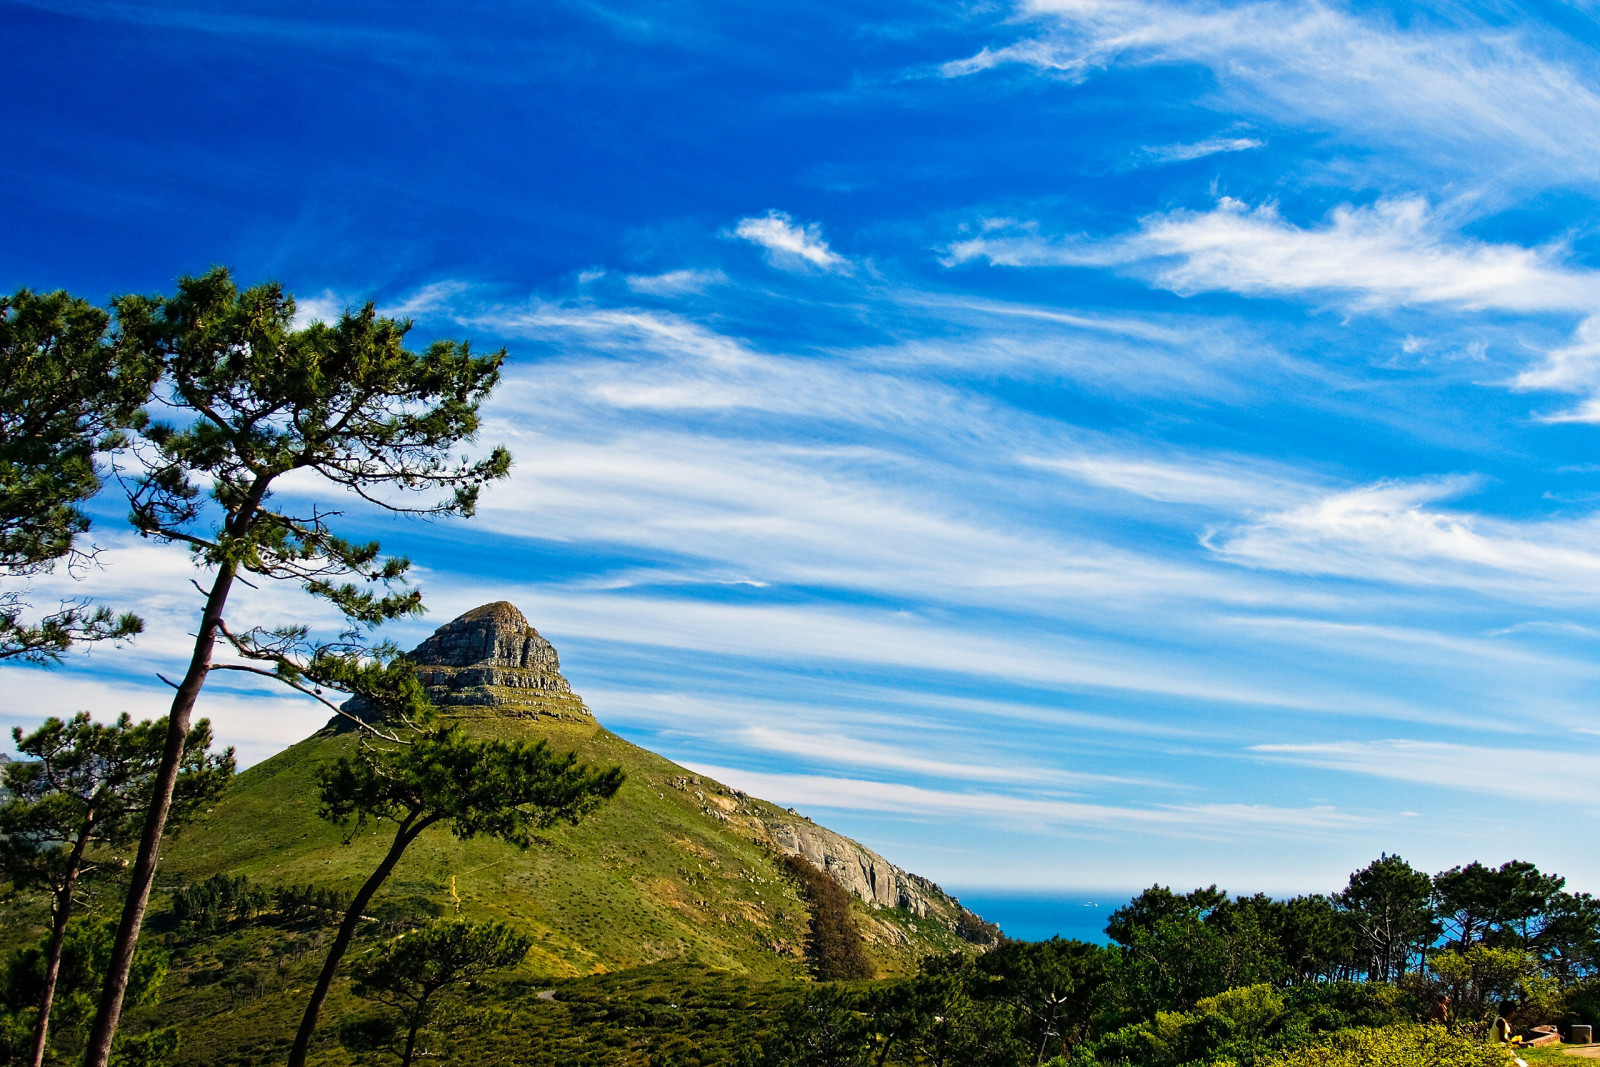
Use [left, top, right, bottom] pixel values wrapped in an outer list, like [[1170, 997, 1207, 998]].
[[1251, 739, 1600, 805], [1211, 477, 1600, 603], [733, 210, 851, 272], [686, 763, 1367, 837], [943, 0, 1600, 188], [1140, 137, 1264, 163], [950, 197, 1600, 313]]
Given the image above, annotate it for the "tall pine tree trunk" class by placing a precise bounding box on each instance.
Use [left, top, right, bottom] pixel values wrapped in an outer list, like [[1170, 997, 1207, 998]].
[[27, 821, 91, 1067], [288, 816, 435, 1067], [400, 1018, 422, 1067], [81, 561, 236, 1067]]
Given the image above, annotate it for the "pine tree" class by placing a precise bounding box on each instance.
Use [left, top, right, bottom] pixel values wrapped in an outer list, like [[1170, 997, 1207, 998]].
[[289, 724, 622, 1066], [0, 287, 153, 661], [81, 267, 511, 1067], [348, 920, 534, 1067], [0, 712, 230, 1067]]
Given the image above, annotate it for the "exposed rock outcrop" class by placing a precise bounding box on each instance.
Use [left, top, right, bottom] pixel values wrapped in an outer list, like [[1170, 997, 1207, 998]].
[[768, 818, 938, 918], [405, 601, 592, 720]]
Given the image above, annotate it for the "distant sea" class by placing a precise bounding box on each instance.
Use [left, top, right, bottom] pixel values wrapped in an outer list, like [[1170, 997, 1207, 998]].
[[948, 890, 1136, 944]]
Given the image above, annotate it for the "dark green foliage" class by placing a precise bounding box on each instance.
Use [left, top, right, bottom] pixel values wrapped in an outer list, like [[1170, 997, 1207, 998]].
[[0, 713, 230, 1065], [115, 266, 510, 628], [954, 910, 1001, 946], [0, 918, 173, 1066], [289, 724, 624, 1065], [347, 920, 534, 1067], [757, 984, 872, 1067], [169, 876, 269, 934], [1106, 886, 1284, 1018], [167, 873, 356, 941], [275, 883, 355, 925], [977, 937, 1109, 1063], [1339, 854, 1435, 982], [317, 724, 625, 847], [781, 856, 873, 982], [1, 714, 233, 899], [84, 265, 514, 1067], [754, 939, 1107, 1067], [0, 287, 153, 661]]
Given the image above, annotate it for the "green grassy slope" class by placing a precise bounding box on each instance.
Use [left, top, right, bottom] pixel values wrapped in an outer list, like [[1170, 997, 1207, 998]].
[[18, 604, 990, 1064], [160, 708, 976, 982]]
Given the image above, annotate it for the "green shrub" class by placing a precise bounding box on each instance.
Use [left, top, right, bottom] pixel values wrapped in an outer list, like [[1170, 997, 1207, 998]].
[[1261, 1024, 1513, 1067]]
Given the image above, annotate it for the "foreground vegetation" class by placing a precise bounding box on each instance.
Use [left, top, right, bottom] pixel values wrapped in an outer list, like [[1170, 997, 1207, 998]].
[[5, 841, 1597, 1066]]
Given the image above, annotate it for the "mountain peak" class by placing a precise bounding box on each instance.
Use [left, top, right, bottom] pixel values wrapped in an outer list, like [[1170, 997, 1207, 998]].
[[408, 602, 592, 720]]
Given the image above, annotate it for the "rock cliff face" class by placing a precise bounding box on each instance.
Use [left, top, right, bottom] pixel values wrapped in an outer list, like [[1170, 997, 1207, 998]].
[[768, 819, 939, 918], [406, 601, 592, 721]]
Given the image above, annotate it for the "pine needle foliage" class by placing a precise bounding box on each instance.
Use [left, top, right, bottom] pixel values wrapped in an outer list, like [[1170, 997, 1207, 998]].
[[347, 919, 534, 1067], [0, 288, 153, 661], [0, 713, 230, 1067], [288, 725, 623, 1066], [83, 266, 512, 1067]]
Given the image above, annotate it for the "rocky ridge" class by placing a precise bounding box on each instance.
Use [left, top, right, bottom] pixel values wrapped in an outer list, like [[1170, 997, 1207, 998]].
[[405, 603, 974, 935]]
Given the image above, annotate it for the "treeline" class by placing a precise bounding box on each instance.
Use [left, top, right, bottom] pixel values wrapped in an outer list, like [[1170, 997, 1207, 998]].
[[1103, 853, 1600, 996], [756, 852, 1600, 1067], [168, 874, 352, 935]]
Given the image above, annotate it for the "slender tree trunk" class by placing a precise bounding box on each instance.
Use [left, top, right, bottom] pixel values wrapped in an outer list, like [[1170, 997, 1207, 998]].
[[28, 822, 91, 1067], [873, 1029, 900, 1067], [288, 816, 435, 1067], [82, 561, 237, 1067], [399, 1020, 421, 1067]]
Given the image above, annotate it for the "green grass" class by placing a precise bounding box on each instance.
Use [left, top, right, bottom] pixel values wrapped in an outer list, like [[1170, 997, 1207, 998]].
[[157, 707, 973, 983], [130, 929, 806, 1067], [1517, 1040, 1591, 1066]]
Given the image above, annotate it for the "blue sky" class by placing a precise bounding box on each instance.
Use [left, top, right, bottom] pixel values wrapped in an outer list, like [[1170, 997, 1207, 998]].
[[7, 0, 1600, 899]]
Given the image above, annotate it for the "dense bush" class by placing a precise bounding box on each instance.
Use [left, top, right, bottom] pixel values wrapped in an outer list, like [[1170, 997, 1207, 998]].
[[1260, 1024, 1514, 1067], [781, 855, 874, 981], [0, 918, 174, 1065]]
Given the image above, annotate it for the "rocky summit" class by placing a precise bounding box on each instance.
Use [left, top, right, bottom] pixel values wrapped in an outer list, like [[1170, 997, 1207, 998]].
[[407, 604, 949, 920], [406, 601, 592, 720]]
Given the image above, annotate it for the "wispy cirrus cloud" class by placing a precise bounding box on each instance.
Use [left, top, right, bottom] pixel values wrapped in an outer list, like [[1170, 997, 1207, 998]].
[[1250, 739, 1600, 805], [732, 210, 851, 272], [685, 764, 1368, 837], [949, 197, 1600, 313], [1210, 476, 1600, 602], [1514, 314, 1600, 423], [1139, 136, 1264, 164], [942, 0, 1600, 188], [624, 268, 727, 295]]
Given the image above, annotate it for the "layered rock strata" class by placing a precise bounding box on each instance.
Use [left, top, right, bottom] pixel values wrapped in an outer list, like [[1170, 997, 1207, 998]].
[[405, 601, 592, 720]]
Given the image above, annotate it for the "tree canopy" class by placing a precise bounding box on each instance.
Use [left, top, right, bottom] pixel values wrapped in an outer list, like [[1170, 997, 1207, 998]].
[[0, 713, 231, 1067], [288, 724, 623, 1067], [0, 288, 152, 661]]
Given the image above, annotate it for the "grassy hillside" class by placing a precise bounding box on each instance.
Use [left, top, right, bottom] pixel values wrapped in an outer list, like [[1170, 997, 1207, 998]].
[[156, 604, 982, 982], [162, 714, 851, 978], [5, 605, 991, 1064], [131, 707, 980, 1065]]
